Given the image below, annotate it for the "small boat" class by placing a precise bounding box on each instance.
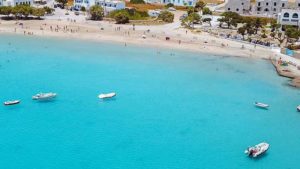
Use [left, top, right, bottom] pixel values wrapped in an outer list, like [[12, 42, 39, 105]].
[[32, 92, 57, 101], [254, 102, 269, 109], [4, 100, 21, 106], [98, 92, 116, 99], [297, 105, 300, 112], [245, 142, 269, 158]]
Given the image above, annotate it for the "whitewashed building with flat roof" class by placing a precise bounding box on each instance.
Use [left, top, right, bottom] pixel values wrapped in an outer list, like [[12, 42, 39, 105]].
[[0, 0, 33, 6], [254, 0, 288, 16], [95, 0, 125, 12], [74, 0, 124, 11], [160, 0, 196, 7], [277, 8, 300, 27], [224, 0, 251, 14], [73, 0, 96, 10]]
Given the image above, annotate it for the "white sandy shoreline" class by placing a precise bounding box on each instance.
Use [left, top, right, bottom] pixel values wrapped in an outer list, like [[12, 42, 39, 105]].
[[0, 20, 275, 59]]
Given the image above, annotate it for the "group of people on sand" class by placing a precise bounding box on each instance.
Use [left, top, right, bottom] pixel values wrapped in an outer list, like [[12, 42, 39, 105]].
[[23, 31, 34, 35]]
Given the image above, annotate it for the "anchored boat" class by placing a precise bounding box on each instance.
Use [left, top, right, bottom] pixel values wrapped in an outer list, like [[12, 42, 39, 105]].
[[254, 102, 269, 109], [245, 142, 269, 158], [32, 92, 57, 101], [297, 105, 300, 112], [98, 92, 116, 99], [4, 100, 20, 106]]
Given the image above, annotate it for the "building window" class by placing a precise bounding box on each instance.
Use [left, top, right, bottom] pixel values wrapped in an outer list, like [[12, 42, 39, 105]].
[[273, 8, 276, 11], [264, 8, 269, 12], [257, 7, 261, 11], [274, 2, 276, 6], [283, 12, 289, 18], [241, 3, 244, 5], [293, 13, 298, 18], [266, 2, 268, 6], [258, 2, 260, 6], [282, 3, 285, 7], [228, 8, 230, 11], [236, 8, 239, 11]]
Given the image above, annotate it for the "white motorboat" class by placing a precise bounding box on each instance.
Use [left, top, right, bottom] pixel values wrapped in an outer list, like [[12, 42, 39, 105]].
[[245, 142, 269, 158], [32, 92, 57, 100], [4, 100, 20, 106], [297, 105, 300, 112], [98, 92, 116, 99], [254, 102, 269, 109]]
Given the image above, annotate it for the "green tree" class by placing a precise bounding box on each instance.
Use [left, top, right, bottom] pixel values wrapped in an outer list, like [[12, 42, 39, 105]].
[[276, 32, 286, 46], [202, 7, 212, 15], [89, 5, 104, 20], [182, 12, 201, 28], [202, 17, 212, 26], [130, 0, 145, 4], [195, 0, 206, 12], [11, 5, 33, 19], [261, 28, 267, 38], [32, 8, 45, 19], [0, 6, 13, 17], [285, 27, 300, 43], [43, 6, 54, 15], [218, 11, 241, 29], [158, 11, 174, 23], [254, 18, 262, 34], [270, 19, 280, 32], [55, 0, 68, 8], [80, 6, 86, 12], [238, 26, 246, 40], [114, 12, 129, 24]]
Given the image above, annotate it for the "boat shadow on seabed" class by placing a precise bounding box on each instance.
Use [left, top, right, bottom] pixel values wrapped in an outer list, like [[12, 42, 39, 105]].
[[249, 152, 269, 161], [99, 98, 117, 102]]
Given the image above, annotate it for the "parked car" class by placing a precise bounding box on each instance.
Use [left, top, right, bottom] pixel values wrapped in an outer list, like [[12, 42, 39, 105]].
[[75, 11, 80, 15]]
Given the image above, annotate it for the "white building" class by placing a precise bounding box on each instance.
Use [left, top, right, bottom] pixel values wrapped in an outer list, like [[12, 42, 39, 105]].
[[160, 0, 196, 7], [0, 0, 33, 6], [277, 9, 300, 27], [224, 0, 251, 14], [95, 0, 125, 12], [74, 0, 125, 11], [144, 0, 160, 4], [73, 0, 96, 10], [254, 0, 288, 16]]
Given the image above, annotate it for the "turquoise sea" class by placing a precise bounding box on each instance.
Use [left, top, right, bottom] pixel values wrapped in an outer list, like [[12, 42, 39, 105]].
[[0, 34, 299, 169]]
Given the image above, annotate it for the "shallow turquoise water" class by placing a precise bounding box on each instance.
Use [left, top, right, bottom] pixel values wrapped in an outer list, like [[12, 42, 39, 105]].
[[0, 34, 299, 169]]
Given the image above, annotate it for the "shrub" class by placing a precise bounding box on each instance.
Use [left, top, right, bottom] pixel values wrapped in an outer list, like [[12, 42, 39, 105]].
[[32, 8, 45, 18], [165, 3, 174, 8], [80, 6, 86, 12], [89, 5, 104, 20], [109, 9, 148, 20], [43, 6, 54, 14], [130, 0, 145, 4], [158, 11, 174, 23], [115, 13, 129, 24], [202, 7, 212, 15]]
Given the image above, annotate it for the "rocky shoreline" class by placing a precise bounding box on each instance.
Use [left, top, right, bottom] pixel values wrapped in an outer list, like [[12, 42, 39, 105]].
[[271, 56, 300, 88]]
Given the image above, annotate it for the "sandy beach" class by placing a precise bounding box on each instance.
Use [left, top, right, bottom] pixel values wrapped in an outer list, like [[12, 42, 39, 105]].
[[0, 19, 275, 59]]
